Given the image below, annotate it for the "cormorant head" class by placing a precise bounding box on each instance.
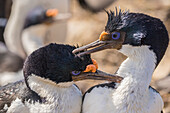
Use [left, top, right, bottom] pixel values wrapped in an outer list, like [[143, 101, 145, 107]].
[[73, 8, 169, 66], [24, 7, 58, 28], [23, 43, 93, 89]]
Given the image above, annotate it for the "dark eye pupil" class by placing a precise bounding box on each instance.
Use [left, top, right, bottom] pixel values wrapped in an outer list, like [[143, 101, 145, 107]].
[[112, 32, 120, 40], [113, 34, 117, 37]]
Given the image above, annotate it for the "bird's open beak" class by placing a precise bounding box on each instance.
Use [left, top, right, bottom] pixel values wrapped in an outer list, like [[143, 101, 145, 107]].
[[72, 31, 125, 56], [72, 70, 123, 83]]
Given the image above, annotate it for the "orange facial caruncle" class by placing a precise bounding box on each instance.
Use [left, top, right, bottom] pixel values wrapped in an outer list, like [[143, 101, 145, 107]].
[[84, 59, 98, 73]]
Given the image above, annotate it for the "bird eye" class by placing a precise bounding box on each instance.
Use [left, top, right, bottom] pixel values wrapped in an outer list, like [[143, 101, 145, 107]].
[[112, 32, 120, 39], [71, 71, 81, 75]]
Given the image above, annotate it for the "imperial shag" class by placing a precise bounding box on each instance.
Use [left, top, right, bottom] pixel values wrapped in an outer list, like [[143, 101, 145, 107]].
[[73, 8, 169, 113], [0, 43, 104, 113]]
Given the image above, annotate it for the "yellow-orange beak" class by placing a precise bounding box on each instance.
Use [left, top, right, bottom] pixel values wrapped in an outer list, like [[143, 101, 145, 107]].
[[46, 9, 58, 17]]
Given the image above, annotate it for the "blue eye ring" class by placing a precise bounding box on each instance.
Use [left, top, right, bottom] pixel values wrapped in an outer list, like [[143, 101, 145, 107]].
[[71, 71, 81, 75], [112, 32, 120, 40]]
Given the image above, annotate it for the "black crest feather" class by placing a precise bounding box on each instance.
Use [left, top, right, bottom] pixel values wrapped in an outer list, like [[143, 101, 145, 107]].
[[105, 7, 129, 32]]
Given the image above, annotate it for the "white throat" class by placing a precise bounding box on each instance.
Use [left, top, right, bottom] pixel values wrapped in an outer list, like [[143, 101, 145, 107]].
[[109, 45, 158, 112], [27, 74, 81, 99], [117, 45, 157, 89], [18, 74, 82, 113]]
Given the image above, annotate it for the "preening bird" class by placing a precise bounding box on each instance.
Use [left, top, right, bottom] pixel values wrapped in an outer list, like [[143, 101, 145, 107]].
[[73, 8, 169, 113], [0, 43, 101, 113]]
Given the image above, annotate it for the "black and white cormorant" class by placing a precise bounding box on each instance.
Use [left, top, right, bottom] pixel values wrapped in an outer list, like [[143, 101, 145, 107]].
[[0, 43, 116, 113], [73, 8, 169, 113], [0, 43, 97, 113]]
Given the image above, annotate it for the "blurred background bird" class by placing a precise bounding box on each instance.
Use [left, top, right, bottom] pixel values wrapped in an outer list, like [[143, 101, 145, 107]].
[[0, 6, 60, 86]]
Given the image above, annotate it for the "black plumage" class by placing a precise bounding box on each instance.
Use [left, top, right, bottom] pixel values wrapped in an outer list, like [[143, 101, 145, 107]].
[[23, 43, 92, 89], [105, 8, 129, 32]]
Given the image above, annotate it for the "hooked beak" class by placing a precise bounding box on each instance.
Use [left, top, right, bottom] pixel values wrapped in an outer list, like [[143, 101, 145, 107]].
[[72, 31, 125, 56], [72, 70, 123, 83]]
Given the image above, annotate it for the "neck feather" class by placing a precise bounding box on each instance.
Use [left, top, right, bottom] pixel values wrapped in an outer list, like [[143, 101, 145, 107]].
[[111, 45, 159, 112], [26, 74, 82, 113], [117, 45, 157, 89], [27, 74, 78, 99]]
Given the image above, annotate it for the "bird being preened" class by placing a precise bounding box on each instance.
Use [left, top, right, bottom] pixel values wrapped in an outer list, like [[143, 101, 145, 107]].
[[0, 43, 106, 113], [73, 8, 169, 113]]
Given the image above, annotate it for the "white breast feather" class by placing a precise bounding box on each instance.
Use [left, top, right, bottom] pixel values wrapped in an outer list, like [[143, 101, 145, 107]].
[[7, 75, 82, 113], [82, 45, 164, 113]]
